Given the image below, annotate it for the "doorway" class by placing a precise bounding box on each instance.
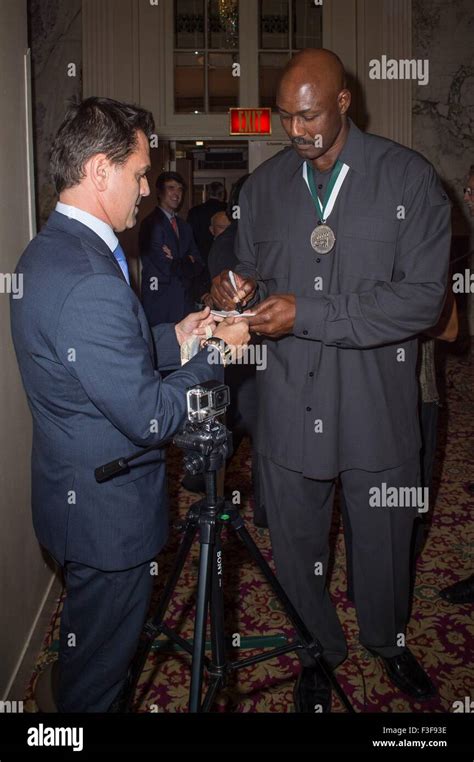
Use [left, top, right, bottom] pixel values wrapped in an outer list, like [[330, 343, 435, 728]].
[[175, 140, 249, 217]]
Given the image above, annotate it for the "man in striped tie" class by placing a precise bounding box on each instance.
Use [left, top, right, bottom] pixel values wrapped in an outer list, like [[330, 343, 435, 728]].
[[140, 171, 205, 326]]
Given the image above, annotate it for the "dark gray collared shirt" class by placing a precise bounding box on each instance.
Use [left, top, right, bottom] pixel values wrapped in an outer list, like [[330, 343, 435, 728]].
[[235, 120, 451, 479]]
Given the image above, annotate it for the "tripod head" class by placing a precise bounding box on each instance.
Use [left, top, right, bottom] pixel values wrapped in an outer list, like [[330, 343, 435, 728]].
[[95, 381, 232, 486], [173, 418, 232, 477]]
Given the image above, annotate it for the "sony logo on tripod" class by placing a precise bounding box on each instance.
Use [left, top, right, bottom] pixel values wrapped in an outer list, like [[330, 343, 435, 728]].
[[217, 550, 223, 576]]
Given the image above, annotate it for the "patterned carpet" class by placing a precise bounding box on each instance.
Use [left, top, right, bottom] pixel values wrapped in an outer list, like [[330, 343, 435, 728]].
[[25, 347, 473, 713]]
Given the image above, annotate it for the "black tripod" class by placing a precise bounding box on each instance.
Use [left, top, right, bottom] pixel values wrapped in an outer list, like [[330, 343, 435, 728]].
[[107, 417, 353, 713]]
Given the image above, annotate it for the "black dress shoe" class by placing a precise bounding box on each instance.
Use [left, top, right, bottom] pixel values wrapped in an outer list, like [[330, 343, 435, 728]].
[[293, 663, 332, 713], [439, 574, 474, 604], [371, 648, 436, 700]]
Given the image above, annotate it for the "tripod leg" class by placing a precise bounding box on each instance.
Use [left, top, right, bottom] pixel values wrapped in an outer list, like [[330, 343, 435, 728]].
[[150, 508, 200, 627], [209, 526, 227, 669], [229, 509, 354, 713], [201, 525, 227, 712], [189, 527, 214, 712]]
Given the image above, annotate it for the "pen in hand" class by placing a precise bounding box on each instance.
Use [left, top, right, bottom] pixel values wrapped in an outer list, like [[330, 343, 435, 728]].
[[228, 270, 244, 314]]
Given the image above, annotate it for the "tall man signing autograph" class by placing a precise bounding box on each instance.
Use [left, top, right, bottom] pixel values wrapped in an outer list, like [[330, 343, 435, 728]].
[[212, 49, 451, 711]]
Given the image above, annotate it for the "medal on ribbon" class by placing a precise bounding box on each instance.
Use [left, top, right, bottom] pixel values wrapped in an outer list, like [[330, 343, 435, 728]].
[[303, 159, 350, 255]]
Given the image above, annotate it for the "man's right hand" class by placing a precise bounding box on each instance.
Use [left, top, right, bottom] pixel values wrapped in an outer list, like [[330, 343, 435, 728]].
[[211, 270, 257, 311], [212, 317, 251, 364]]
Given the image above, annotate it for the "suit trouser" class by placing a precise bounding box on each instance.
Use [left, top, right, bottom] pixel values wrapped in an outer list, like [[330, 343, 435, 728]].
[[259, 455, 420, 669], [342, 403, 439, 598], [57, 560, 154, 712]]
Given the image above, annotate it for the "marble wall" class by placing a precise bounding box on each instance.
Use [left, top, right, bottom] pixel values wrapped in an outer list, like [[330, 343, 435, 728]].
[[28, 0, 82, 228], [412, 0, 473, 239], [412, 0, 473, 334]]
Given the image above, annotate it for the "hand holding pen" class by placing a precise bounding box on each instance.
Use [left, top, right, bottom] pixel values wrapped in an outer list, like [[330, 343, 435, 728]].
[[229, 271, 244, 313], [210, 269, 257, 312]]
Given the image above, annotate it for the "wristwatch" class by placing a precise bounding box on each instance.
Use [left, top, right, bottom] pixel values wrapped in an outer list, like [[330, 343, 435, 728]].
[[203, 337, 233, 366]]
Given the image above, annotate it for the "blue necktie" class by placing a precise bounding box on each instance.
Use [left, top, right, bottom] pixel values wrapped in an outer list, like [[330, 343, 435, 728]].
[[113, 243, 130, 285]]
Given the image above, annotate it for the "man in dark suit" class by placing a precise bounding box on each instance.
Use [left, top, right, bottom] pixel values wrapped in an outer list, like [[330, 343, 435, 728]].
[[140, 172, 204, 325], [10, 97, 249, 712], [187, 181, 227, 277], [187, 183, 227, 303]]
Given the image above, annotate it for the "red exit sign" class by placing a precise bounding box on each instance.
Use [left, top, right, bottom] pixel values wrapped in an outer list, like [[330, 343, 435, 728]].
[[229, 108, 272, 135]]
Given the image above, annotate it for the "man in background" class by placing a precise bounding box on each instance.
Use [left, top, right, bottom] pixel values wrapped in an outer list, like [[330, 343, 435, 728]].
[[209, 209, 231, 241], [188, 181, 227, 302], [439, 163, 474, 605], [140, 171, 204, 325], [463, 165, 473, 217], [188, 181, 227, 262]]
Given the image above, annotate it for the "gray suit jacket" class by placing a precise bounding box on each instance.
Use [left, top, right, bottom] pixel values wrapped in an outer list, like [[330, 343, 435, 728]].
[[11, 211, 222, 570]]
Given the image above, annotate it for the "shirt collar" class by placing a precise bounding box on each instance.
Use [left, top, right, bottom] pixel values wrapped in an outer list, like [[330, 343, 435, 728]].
[[337, 119, 366, 175], [159, 206, 175, 221], [56, 202, 118, 252]]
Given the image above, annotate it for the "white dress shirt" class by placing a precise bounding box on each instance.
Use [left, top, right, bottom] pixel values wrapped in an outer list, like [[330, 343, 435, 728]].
[[56, 202, 118, 252]]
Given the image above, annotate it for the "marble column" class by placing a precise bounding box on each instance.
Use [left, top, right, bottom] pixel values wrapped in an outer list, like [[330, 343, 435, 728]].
[[412, 0, 474, 333], [29, 0, 82, 227]]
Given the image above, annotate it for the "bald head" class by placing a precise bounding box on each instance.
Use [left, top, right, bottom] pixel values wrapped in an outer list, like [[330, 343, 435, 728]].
[[276, 48, 351, 168], [209, 210, 231, 239], [278, 48, 347, 100]]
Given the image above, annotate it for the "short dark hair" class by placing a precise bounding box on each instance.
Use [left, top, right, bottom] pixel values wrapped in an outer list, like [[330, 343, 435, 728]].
[[155, 171, 186, 198], [50, 96, 155, 194], [207, 181, 225, 200]]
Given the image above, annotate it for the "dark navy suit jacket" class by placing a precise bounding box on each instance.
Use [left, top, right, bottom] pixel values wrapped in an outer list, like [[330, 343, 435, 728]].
[[187, 198, 227, 261], [11, 211, 222, 571], [187, 198, 227, 301], [140, 207, 204, 326]]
